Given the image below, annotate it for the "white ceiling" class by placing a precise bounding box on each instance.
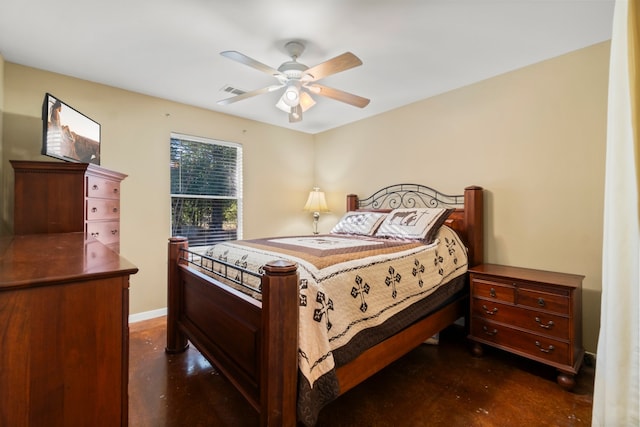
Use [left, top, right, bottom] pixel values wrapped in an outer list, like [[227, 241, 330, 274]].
[[0, 0, 615, 135]]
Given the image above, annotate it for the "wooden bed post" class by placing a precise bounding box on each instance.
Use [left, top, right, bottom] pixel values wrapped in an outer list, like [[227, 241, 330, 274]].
[[166, 237, 189, 353], [346, 194, 358, 211], [464, 186, 484, 267], [260, 260, 299, 427]]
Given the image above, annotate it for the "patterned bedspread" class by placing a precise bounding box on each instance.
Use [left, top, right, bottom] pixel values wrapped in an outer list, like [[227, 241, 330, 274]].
[[204, 225, 468, 425]]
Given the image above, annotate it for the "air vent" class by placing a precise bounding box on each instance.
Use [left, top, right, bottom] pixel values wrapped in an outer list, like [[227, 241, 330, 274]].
[[220, 85, 246, 96]]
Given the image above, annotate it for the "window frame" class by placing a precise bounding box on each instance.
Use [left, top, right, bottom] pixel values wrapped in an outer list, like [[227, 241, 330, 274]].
[[170, 132, 243, 249]]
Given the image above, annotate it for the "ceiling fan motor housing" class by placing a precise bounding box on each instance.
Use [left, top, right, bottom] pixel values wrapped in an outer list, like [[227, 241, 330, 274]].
[[277, 61, 308, 80]]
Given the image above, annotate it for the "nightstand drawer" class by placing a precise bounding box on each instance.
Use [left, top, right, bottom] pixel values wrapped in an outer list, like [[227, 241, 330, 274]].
[[471, 299, 570, 339], [471, 278, 515, 303], [518, 287, 570, 315], [471, 319, 570, 366]]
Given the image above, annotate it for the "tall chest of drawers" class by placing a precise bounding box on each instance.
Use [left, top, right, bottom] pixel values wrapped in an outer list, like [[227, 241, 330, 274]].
[[468, 264, 584, 389], [11, 160, 127, 252]]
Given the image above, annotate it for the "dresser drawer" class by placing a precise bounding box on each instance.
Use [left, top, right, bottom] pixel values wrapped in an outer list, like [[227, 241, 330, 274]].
[[86, 199, 120, 220], [517, 287, 570, 315], [471, 298, 570, 340], [471, 318, 570, 366], [86, 221, 120, 245], [86, 175, 121, 200], [471, 278, 515, 303]]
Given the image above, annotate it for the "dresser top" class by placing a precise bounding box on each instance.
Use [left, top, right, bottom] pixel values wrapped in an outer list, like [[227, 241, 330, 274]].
[[0, 233, 138, 290], [469, 263, 584, 288], [10, 160, 127, 181]]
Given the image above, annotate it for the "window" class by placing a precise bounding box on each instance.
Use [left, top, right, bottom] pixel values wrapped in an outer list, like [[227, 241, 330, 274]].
[[170, 133, 242, 248]]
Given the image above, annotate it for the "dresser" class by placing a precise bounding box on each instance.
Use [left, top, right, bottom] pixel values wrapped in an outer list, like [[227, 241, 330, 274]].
[[0, 232, 138, 426], [11, 160, 126, 252], [468, 264, 584, 389]]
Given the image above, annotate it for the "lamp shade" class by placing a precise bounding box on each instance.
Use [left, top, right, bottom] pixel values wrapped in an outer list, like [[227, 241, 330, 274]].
[[303, 187, 329, 212], [299, 91, 316, 112]]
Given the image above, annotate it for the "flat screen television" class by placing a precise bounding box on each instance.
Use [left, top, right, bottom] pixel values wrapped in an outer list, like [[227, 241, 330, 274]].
[[42, 93, 101, 165]]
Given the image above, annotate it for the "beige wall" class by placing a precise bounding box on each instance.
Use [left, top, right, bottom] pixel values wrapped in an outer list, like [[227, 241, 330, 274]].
[[1, 42, 609, 352], [315, 42, 609, 352], [1, 65, 315, 315]]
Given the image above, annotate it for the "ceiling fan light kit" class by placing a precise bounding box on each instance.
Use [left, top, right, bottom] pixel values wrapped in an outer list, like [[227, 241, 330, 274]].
[[282, 82, 300, 107], [218, 40, 370, 123]]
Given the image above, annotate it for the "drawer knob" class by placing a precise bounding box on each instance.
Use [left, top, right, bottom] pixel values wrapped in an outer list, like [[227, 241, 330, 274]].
[[111, 229, 118, 235], [489, 288, 496, 298], [537, 297, 546, 307], [482, 326, 498, 336], [91, 232, 100, 237], [91, 207, 98, 213], [112, 207, 119, 213], [535, 317, 554, 329], [92, 184, 99, 190], [482, 305, 498, 315], [113, 188, 119, 194], [535, 341, 555, 353]]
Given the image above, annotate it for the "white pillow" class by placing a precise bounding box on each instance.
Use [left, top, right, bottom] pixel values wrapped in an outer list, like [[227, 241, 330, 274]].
[[330, 211, 388, 236], [374, 207, 453, 243]]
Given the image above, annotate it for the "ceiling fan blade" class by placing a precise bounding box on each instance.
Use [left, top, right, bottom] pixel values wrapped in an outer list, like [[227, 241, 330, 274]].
[[302, 52, 363, 82], [306, 84, 370, 108], [217, 84, 283, 105], [220, 51, 284, 78]]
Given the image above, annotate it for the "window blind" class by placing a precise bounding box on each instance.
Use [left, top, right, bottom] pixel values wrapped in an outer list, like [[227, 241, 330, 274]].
[[170, 133, 243, 247]]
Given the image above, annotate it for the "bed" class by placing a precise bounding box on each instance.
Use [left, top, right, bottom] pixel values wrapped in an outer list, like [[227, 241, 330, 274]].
[[166, 184, 484, 426]]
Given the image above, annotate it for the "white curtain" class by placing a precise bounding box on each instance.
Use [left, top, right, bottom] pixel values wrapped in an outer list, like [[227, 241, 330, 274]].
[[592, 0, 640, 425]]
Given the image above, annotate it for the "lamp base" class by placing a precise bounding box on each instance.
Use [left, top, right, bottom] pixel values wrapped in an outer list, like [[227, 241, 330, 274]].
[[312, 212, 320, 234]]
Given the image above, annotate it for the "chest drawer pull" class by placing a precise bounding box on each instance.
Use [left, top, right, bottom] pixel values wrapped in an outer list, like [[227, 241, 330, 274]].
[[112, 207, 119, 213], [482, 326, 498, 336], [91, 231, 100, 237], [91, 207, 98, 213], [537, 297, 546, 307], [489, 288, 496, 298], [482, 305, 498, 315], [92, 184, 99, 190], [535, 317, 554, 329], [535, 341, 555, 353]]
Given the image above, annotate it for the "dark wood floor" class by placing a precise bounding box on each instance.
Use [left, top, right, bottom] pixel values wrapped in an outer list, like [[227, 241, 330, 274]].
[[129, 316, 594, 426]]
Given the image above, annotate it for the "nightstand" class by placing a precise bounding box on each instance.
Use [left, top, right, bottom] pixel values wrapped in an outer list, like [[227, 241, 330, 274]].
[[468, 264, 584, 390]]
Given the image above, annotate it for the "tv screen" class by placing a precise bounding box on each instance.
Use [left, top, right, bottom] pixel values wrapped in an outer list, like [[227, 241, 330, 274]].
[[42, 93, 100, 165]]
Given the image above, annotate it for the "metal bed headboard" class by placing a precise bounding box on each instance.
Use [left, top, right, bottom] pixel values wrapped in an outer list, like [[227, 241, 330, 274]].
[[357, 184, 464, 210]]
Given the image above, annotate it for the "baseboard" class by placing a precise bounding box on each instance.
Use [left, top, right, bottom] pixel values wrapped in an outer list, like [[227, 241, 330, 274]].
[[129, 307, 167, 324]]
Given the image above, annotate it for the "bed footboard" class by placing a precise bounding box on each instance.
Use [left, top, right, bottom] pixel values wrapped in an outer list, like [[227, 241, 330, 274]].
[[166, 237, 299, 427]]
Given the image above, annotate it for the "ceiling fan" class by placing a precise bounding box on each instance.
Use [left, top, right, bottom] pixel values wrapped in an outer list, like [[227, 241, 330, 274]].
[[218, 41, 370, 123]]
